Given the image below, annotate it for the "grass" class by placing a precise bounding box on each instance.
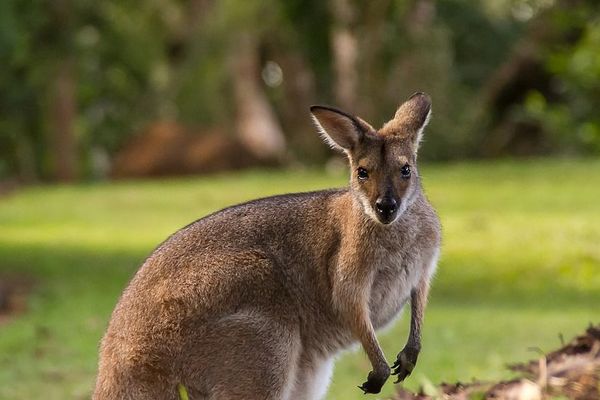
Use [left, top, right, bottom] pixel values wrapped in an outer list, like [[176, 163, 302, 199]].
[[0, 158, 599, 400]]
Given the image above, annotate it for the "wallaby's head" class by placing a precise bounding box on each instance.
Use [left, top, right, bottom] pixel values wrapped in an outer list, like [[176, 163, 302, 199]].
[[311, 93, 432, 225]]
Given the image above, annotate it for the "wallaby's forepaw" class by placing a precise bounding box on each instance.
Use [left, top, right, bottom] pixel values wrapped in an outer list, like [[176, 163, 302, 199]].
[[392, 346, 419, 384], [357, 368, 390, 394]]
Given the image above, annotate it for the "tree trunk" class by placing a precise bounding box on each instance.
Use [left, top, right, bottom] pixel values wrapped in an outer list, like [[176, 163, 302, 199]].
[[392, 0, 437, 93], [48, 0, 77, 182], [358, 0, 392, 121], [231, 33, 286, 162], [277, 50, 327, 163], [49, 56, 77, 182], [329, 0, 359, 111]]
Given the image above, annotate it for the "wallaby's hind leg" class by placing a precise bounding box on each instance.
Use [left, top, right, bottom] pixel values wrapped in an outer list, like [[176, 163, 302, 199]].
[[93, 360, 177, 400], [184, 310, 301, 400]]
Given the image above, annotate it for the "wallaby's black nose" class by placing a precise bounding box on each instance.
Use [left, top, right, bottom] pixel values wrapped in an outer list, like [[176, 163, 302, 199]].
[[375, 197, 398, 216]]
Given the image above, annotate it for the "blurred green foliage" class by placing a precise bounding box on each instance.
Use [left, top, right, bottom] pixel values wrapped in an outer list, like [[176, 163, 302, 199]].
[[525, 10, 600, 154], [0, 0, 599, 182], [0, 0, 174, 178], [0, 160, 598, 398]]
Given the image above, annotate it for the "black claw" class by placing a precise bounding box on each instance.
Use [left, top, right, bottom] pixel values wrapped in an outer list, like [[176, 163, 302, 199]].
[[358, 373, 386, 393], [393, 370, 410, 384], [358, 382, 375, 394], [358, 383, 369, 394], [392, 349, 417, 384], [357, 368, 390, 394]]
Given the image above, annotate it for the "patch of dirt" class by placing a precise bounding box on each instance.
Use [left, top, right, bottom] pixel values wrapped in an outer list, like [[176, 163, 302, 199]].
[[0, 274, 35, 324], [391, 324, 600, 400]]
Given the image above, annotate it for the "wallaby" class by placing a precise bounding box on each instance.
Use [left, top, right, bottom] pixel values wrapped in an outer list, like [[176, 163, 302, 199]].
[[94, 92, 441, 400]]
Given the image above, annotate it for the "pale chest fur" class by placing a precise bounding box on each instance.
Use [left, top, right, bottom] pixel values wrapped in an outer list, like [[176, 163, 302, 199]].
[[368, 245, 424, 330]]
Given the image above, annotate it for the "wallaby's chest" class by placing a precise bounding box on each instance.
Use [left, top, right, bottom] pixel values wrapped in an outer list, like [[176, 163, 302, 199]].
[[368, 245, 422, 330]]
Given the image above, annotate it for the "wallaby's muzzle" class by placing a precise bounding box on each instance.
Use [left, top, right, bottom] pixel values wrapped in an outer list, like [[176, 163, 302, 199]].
[[375, 196, 399, 224]]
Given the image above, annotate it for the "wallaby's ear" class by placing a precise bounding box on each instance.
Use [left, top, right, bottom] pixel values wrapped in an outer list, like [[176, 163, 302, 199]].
[[310, 106, 372, 151], [382, 92, 432, 149], [396, 92, 431, 147]]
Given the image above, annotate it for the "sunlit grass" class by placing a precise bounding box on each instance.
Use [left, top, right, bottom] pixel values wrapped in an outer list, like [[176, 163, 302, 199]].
[[0, 158, 598, 399]]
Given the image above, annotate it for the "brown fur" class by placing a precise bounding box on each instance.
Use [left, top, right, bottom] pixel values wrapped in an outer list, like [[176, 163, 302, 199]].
[[94, 93, 441, 399]]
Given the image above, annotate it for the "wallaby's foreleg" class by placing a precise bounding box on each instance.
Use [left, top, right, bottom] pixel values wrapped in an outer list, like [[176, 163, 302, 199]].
[[354, 305, 391, 394], [335, 271, 390, 394], [392, 277, 430, 383]]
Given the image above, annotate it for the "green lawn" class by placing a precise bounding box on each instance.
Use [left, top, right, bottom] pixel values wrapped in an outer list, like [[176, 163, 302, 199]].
[[0, 159, 599, 400]]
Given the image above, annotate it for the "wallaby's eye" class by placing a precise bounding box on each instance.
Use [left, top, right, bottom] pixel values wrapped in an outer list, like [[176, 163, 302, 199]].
[[357, 167, 369, 181], [401, 164, 411, 179]]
